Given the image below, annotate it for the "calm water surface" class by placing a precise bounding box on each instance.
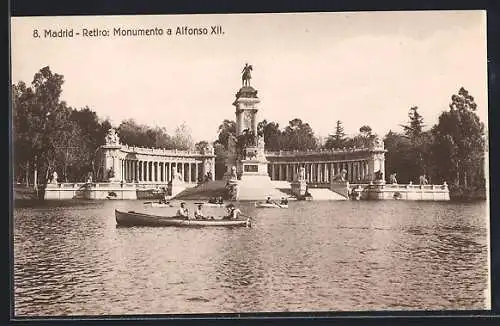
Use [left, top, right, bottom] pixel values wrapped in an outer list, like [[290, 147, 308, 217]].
[[13, 200, 489, 315]]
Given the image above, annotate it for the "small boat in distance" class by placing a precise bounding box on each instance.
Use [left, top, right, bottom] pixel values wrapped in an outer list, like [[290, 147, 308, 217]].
[[143, 201, 174, 208], [255, 202, 288, 209], [150, 202, 174, 208], [195, 202, 224, 208], [115, 210, 251, 228]]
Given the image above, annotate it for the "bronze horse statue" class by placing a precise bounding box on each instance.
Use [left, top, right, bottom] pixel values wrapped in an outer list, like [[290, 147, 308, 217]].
[[242, 63, 253, 87]]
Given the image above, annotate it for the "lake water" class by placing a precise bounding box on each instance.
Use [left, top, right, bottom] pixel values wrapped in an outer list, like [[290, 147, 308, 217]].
[[13, 199, 490, 316]]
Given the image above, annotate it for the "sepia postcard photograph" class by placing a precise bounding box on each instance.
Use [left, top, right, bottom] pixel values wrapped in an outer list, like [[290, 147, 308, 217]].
[[10, 10, 490, 317]]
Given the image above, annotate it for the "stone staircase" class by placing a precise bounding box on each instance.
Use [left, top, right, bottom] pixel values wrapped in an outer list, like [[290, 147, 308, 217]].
[[237, 175, 288, 201], [307, 188, 348, 200], [173, 180, 227, 200]]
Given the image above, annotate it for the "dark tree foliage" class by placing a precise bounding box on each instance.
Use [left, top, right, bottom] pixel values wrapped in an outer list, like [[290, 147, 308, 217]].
[[384, 88, 486, 199], [324, 120, 346, 149], [402, 106, 425, 139], [216, 119, 236, 149], [282, 118, 318, 151], [431, 87, 485, 195], [344, 125, 377, 149], [257, 119, 282, 151]]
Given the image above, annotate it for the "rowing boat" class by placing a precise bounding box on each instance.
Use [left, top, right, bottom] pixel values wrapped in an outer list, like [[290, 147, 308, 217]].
[[115, 209, 250, 227], [255, 202, 288, 209], [195, 202, 224, 208]]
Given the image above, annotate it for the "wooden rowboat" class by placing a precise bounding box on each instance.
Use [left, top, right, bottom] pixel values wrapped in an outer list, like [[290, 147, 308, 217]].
[[255, 202, 288, 209], [115, 209, 251, 227]]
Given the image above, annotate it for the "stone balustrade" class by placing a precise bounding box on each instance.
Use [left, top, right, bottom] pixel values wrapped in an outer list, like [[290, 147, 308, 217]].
[[120, 144, 213, 157], [265, 147, 375, 157]]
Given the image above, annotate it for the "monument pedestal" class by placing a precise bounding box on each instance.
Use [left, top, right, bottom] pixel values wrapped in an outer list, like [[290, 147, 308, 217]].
[[168, 180, 186, 198], [291, 180, 307, 198], [222, 74, 286, 201], [225, 178, 239, 200]]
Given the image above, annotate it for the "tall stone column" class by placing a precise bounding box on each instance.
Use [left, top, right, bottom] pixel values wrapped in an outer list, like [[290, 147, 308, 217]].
[[187, 162, 191, 183], [147, 161, 151, 182], [120, 159, 124, 182], [195, 162, 199, 183], [133, 161, 137, 182], [271, 164, 276, 180], [128, 160, 131, 182], [127, 160, 130, 182]]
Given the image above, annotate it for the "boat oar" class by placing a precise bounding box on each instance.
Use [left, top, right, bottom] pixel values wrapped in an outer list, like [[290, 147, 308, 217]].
[[143, 201, 152, 204]]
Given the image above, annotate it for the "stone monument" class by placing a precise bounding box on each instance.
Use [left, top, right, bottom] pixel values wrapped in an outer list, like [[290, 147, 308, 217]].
[[101, 128, 122, 182], [168, 169, 186, 197], [291, 166, 307, 199], [223, 63, 283, 200]]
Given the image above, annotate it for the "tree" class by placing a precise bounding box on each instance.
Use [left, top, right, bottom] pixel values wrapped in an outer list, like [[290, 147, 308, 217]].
[[282, 118, 318, 151], [399, 107, 430, 178], [324, 120, 346, 149], [12, 66, 71, 188], [195, 141, 209, 152], [344, 125, 377, 148], [431, 87, 485, 189], [383, 130, 414, 183], [216, 119, 236, 149], [172, 122, 194, 150], [257, 119, 282, 151], [402, 106, 425, 140], [117, 119, 175, 149]]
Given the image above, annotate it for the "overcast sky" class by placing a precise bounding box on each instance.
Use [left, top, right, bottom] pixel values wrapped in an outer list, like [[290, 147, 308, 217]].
[[11, 11, 488, 143]]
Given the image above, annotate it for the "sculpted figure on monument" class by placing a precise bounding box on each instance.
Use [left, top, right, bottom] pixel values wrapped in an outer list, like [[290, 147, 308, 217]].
[[230, 166, 238, 180], [371, 136, 384, 149], [241, 63, 253, 87], [105, 128, 120, 145], [203, 143, 214, 155], [107, 167, 115, 179], [51, 171, 58, 184], [227, 134, 237, 153], [299, 167, 306, 181]]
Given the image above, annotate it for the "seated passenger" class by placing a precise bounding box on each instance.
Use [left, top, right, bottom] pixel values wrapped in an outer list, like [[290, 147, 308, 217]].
[[223, 204, 241, 220], [265, 196, 273, 204], [176, 202, 189, 219], [194, 204, 208, 220], [280, 197, 288, 205]]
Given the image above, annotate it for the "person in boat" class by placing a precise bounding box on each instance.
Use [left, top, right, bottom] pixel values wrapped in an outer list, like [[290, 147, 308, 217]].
[[194, 204, 214, 220], [280, 197, 288, 205], [194, 204, 205, 220], [265, 196, 273, 204], [224, 204, 242, 220], [217, 197, 224, 205], [176, 202, 189, 220]]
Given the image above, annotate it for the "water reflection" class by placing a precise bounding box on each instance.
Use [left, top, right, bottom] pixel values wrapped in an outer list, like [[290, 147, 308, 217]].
[[14, 200, 489, 315]]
